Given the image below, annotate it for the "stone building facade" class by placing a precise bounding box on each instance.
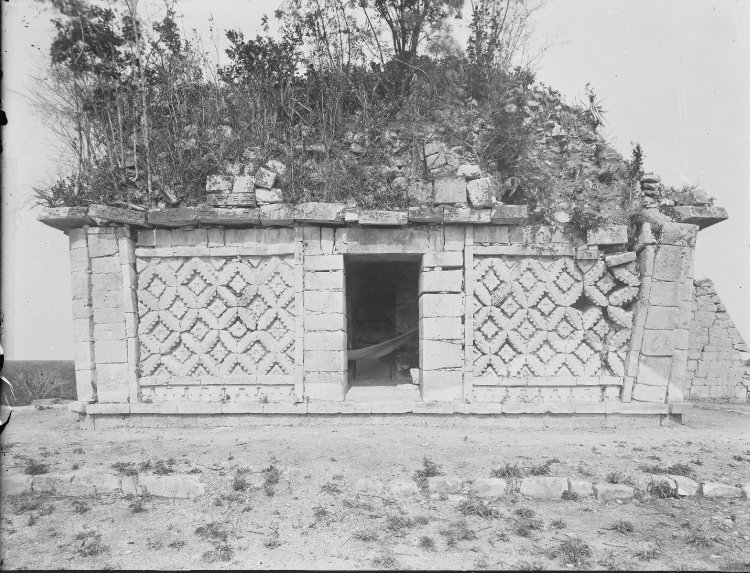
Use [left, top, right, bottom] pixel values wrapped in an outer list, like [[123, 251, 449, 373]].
[[39, 185, 740, 424]]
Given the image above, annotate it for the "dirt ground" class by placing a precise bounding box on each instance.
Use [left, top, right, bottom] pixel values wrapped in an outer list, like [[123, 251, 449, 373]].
[[1, 404, 749, 570]]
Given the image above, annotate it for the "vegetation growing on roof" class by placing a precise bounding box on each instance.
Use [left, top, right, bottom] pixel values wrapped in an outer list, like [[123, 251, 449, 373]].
[[35, 0, 638, 231]]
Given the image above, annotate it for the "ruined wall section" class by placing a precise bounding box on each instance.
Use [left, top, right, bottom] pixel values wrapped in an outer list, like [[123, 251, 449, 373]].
[[687, 279, 749, 401]]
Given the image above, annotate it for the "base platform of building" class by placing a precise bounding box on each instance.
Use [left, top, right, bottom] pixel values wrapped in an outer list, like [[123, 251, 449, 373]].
[[70, 401, 689, 430]]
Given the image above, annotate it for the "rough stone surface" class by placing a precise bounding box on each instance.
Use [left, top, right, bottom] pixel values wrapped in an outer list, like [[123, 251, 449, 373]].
[[490, 204, 528, 224], [2, 474, 33, 495], [67, 470, 122, 495], [569, 479, 594, 497], [255, 188, 283, 205], [672, 205, 728, 229], [358, 210, 408, 226], [354, 478, 384, 495], [254, 166, 276, 189], [294, 202, 346, 224], [427, 475, 463, 494], [587, 225, 628, 245], [408, 206, 443, 223], [466, 177, 494, 208], [434, 176, 467, 204], [594, 483, 635, 500], [519, 477, 568, 499], [138, 475, 205, 498], [388, 479, 420, 497], [670, 475, 699, 496], [472, 478, 508, 498], [702, 481, 743, 498]]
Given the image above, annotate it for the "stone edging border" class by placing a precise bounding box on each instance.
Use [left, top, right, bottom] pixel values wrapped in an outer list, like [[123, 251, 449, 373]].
[[3, 470, 747, 502]]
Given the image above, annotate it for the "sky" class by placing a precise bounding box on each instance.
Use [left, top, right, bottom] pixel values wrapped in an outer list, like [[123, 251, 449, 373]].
[[2, 0, 749, 360]]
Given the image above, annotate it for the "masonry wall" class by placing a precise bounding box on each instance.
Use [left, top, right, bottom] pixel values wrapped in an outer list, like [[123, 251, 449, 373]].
[[686, 279, 749, 401], [64, 220, 710, 408]]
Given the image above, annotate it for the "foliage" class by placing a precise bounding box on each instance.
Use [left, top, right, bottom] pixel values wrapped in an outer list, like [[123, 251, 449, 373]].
[[36, 0, 633, 228]]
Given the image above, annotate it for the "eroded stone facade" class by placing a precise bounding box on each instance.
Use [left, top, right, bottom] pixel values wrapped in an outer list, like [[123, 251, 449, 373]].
[[43, 199, 745, 412]]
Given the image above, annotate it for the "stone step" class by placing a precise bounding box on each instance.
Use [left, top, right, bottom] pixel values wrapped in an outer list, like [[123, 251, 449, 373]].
[[345, 383, 421, 403]]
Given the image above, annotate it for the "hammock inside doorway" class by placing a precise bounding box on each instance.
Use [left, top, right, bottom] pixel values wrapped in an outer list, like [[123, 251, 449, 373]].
[[347, 326, 418, 361]]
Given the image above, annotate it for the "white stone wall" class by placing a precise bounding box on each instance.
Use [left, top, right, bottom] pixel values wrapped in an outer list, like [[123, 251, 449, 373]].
[[686, 279, 749, 401], [65, 220, 710, 407]]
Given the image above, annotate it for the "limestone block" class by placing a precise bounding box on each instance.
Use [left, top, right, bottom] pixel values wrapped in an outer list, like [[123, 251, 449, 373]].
[[466, 177, 494, 208], [304, 313, 346, 332], [206, 174, 233, 192], [96, 363, 129, 403], [252, 166, 275, 189], [305, 271, 343, 291], [2, 474, 33, 495], [408, 206, 443, 223], [472, 478, 508, 498], [31, 475, 60, 493], [337, 227, 431, 254], [305, 291, 345, 314], [420, 293, 464, 317], [631, 383, 667, 403], [294, 202, 346, 224], [420, 340, 463, 370], [490, 205, 528, 224], [74, 369, 95, 403], [138, 475, 205, 498], [641, 330, 676, 356], [421, 317, 463, 340], [702, 482, 743, 498], [304, 254, 344, 271], [419, 270, 463, 293], [644, 306, 682, 330], [304, 330, 346, 351], [66, 470, 122, 495], [659, 222, 698, 247], [457, 164, 481, 180], [638, 356, 672, 384], [420, 370, 463, 402], [408, 181, 434, 205], [427, 476, 463, 494], [254, 188, 283, 205], [93, 322, 126, 341], [443, 226, 466, 251], [147, 208, 200, 227], [422, 251, 463, 268], [434, 176, 467, 204], [358, 210, 408, 226], [91, 256, 121, 274], [669, 475, 699, 496], [587, 225, 628, 245], [672, 205, 728, 229], [519, 477, 568, 499], [569, 480, 594, 497], [88, 234, 119, 258], [605, 251, 637, 267], [649, 281, 680, 307], [742, 483, 750, 500], [304, 381, 346, 401], [653, 245, 692, 282], [474, 226, 510, 244], [304, 350, 346, 372], [257, 204, 294, 226], [320, 228, 335, 254], [443, 207, 491, 224], [594, 483, 635, 501], [88, 205, 149, 228], [96, 340, 128, 364], [609, 286, 639, 306]]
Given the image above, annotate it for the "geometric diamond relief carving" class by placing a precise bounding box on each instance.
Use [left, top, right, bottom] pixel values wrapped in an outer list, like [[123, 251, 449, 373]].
[[473, 255, 637, 378], [138, 255, 296, 378]]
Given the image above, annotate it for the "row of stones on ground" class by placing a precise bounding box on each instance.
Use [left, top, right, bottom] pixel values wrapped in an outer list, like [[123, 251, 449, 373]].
[[358, 475, 750, 502], [4, 471, 748, 502]]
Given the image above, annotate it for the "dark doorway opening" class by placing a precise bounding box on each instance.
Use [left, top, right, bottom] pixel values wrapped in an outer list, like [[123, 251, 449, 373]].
[[345, 255, 420, 398]]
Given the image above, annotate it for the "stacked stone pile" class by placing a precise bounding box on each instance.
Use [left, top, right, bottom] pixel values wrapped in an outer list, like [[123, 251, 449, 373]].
[[638, 173, 727, 229]]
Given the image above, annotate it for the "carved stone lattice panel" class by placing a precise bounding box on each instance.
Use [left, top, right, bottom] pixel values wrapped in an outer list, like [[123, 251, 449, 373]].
[[473, 256, 635, 378], [137, 255, 296, 380]]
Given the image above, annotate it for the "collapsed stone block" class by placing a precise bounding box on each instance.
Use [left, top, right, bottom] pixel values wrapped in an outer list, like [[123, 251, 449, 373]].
[[434, 176, 467, 204]]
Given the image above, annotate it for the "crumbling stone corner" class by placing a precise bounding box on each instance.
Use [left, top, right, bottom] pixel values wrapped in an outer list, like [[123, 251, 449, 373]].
[[627, 222, 698, 403]]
